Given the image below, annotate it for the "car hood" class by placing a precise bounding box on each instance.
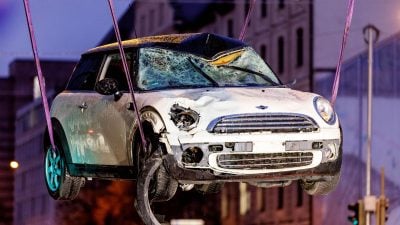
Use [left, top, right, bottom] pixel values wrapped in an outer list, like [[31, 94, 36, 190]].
[[138, 87, 327, 133]]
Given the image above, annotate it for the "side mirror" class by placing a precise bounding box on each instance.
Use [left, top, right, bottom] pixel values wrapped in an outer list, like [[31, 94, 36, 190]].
[[95, 78, 119, 95]]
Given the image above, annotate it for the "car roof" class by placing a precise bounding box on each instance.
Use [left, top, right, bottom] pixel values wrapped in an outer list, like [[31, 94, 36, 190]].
[[86, 33, 247, 59]]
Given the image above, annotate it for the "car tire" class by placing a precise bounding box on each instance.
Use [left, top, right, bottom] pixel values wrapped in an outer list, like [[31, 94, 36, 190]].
[[195, 182, 224, 194], [44, 144, 84, 200], [150, 164, 178, 202], [135, 127, 178, 202], [300, 172, 340, 195]]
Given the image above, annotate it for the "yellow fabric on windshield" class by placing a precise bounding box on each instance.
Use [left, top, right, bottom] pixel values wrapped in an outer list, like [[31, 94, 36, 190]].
[[210, 50, 244, 66]]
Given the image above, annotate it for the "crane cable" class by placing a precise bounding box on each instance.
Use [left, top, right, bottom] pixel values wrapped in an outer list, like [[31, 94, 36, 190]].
[[22, 0, 56, 150], [331, 0, 355, 106], [239, 0, 256, 41], [107, 0, 147, 149]]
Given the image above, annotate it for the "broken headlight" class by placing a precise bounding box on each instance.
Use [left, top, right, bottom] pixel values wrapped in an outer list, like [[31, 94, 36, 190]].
[[313, 96, 335, 124], [170, 103, 199, 131]]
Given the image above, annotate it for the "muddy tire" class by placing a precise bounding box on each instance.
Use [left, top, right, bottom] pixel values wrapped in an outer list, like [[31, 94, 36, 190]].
[[44, 144, 84, 200], [300, 173, 340, 195], [151, 165, 178, 202], [134, 128, 178, 202]]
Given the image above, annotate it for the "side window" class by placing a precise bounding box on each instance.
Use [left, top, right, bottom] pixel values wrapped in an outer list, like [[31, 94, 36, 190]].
[[98, 52, 133, 91], [67, 54, 103, 91]]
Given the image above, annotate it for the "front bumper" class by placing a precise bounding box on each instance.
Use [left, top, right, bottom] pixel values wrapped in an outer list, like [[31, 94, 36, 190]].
[[164, 152, 341, 183], [164, 129, 342, 183]]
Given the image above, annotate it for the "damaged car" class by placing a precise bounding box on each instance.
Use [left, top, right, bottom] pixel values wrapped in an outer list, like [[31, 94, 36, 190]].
[[44, 33, 342, 202]]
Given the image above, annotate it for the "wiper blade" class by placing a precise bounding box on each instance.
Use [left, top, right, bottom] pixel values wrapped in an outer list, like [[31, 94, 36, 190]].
[[187, 57, 219, 87], [219, 65, 281, 86]]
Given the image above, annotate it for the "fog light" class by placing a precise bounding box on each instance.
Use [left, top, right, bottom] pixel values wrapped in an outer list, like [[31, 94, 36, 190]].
[[322, 143, 337, 161], [182, 147, 203, 163], [209, 145, 223, 152], [312, 141, 323, 149]]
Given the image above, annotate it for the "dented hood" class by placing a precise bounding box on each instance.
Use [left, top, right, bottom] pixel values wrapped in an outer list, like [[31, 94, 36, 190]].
[[139, 87, 320, 132]]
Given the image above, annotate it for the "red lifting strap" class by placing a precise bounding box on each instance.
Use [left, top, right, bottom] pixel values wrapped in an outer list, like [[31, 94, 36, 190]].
[[239, 0, 256, 41], [331, 0, 355, 106], [107, 0, 147, 149], [23, 0, 56, 150]]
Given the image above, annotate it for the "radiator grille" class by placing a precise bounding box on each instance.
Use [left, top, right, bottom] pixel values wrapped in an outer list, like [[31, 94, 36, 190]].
[[207, 113, 318, 133], [216, 152, 313, 170]]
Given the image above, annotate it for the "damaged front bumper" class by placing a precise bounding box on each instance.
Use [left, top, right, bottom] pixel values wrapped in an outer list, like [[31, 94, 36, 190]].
[[163, 130, 342, 183]]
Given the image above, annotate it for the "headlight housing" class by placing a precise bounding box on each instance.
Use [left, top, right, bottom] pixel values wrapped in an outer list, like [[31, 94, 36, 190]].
[[170, 103, 199, 131], [313, 96, 335, 124]]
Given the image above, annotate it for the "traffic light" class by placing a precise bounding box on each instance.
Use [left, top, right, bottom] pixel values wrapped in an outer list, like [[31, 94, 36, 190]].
[[348, 202, 360, 225], [348, 200, 365, 225], [376, 197, 389, 225]]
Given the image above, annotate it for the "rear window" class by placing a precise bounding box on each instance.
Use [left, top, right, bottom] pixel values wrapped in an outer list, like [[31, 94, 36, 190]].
[[66, 54, 104, 91]]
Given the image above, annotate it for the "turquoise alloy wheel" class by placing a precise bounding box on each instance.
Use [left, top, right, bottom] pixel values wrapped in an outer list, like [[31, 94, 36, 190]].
[[45, 148, 63, 192]]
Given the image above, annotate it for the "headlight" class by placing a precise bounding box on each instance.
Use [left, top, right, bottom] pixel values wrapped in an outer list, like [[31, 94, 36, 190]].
[[170, 103, 199, 131], [313, 96, 335, 124]]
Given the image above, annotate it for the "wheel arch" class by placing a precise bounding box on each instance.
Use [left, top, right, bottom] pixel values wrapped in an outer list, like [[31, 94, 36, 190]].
[[131, 106, 169, 168], [43, 118, 73, 165]]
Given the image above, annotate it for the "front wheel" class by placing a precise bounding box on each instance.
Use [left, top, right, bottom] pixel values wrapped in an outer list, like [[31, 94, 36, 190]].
[[135, 130, 178, 202], [44, 145, 84, 200], [300, 173, 340, 195]]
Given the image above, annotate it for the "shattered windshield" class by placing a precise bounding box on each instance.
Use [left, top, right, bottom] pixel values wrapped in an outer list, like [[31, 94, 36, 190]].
[[138, 47, 280, 91]]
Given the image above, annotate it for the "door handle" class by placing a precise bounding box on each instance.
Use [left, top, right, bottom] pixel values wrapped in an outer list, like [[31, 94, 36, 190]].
[[78, 102, 88, 112]]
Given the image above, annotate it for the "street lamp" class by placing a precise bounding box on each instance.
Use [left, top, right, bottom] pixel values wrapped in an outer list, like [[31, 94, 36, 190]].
[[10, 161, 19, 169], [362, 24, 379, 225]]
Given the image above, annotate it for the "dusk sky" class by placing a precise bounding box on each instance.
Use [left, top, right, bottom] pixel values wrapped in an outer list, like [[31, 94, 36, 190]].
[[0, 0, 131, 76]]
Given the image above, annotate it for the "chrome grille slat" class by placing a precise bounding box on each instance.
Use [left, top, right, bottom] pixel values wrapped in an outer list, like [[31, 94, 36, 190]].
[[220, 161, 312, 169], [218, 156, 313, 163], [217, 152, 313, 170], [208, 113, 318, 133]]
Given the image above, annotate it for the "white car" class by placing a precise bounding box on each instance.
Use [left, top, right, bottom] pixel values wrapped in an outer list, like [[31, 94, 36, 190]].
[[44, 33, 342, 203]]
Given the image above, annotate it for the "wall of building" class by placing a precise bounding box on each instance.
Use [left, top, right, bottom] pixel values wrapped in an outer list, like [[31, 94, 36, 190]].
[[0, 77, 15, 225]]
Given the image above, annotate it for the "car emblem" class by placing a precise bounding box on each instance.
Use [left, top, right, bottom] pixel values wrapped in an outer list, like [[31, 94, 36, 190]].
[[256, 105, 268, 110]]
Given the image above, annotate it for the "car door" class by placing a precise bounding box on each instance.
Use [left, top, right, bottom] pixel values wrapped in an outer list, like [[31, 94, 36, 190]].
[[60, 53, 104, 165], [81, 51, 135, 166]]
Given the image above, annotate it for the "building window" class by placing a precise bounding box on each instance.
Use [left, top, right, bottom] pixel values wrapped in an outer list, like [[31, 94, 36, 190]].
[[244, 0, 251, 26], [296, 28, 304, 67], [244, 0, 250, 18], [240, 183, 250, 215], [149, 9, 155, 33], [221, 187, 229, 218], [256, 188, 262, 211], [158, 3, 164, 26], [261, 0, 267, 18], [297, 182, 304, 207], [33, 76, 40, 99], [278, 36, 285, 74], [277, 187, 284, 209], [140, 15, 146, 35], [260, 45, 267, 61], [227, 19, 234, 37], [278, 0, 285, 10]]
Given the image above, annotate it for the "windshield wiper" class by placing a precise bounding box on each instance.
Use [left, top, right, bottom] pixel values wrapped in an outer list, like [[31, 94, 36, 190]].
[[187, 57, 219, 87], [219, 65, 281, 86]]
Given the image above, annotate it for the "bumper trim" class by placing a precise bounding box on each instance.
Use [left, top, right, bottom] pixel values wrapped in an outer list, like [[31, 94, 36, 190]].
[[163, 148, 342, 183]]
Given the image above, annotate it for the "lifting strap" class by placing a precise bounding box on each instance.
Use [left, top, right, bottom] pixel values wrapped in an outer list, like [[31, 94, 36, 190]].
[[331, 0, 355, 106], [239, 0, 256, 41], [107, 0, 147, 148], [22, 0, 56, 150]]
